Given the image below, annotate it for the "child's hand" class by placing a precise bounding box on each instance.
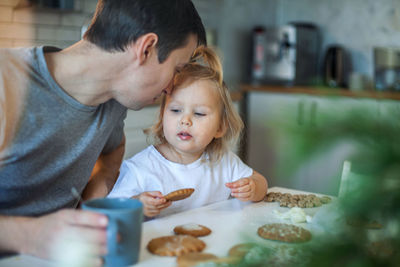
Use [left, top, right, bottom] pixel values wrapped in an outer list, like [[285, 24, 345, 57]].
[[136, 191, 172, 217], [225, 177, 257, 202]]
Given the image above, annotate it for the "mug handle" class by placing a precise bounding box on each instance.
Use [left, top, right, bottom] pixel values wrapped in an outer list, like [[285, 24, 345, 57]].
[[107, 218, 118, 255]]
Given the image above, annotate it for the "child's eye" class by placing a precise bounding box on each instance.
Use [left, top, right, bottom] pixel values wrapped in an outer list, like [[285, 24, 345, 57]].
[[194, 112, 206, 116], [170, 109, 181, 113]]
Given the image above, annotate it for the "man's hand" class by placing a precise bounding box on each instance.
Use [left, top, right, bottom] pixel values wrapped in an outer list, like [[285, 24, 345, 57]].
[[137, 191, 172, 217], [1, 209, 109, 266]]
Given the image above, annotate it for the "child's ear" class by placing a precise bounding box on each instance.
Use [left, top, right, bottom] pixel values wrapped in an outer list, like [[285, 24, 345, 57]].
[[214, 121, 227, 139], [131, 33, 158, 65]]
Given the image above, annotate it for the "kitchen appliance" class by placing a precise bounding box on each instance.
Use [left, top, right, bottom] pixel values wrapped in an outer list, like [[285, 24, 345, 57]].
[[323, 45, 346, 88], [374, 47, 400, 91], [251, 22, 320, 86]]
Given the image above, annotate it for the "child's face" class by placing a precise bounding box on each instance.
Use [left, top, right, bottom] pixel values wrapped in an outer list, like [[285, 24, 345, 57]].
[[162, 79, 225, 158]]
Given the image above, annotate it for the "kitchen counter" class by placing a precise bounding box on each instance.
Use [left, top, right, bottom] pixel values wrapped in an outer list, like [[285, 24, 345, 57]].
[[0, 187, 337, 267], [241, 84, 400, 101]]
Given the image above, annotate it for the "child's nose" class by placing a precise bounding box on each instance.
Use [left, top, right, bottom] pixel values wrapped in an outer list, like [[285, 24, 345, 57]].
[[180, 115, 192, 126]]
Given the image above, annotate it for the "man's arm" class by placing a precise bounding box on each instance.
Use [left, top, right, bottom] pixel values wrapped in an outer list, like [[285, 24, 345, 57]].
[[82, 135, 126, 200], [0, 215, 28, 254]]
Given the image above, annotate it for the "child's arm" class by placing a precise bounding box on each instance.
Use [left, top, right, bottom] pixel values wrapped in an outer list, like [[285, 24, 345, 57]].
[[133, 191, 172, 217], [225, 171, 268, 202]]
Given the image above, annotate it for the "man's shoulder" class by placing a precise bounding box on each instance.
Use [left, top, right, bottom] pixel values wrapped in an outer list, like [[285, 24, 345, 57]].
[[0, 47, 38, 75], [0, 47, 34, 62]]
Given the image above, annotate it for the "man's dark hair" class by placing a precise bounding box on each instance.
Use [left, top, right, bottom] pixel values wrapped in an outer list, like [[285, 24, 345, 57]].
[[84, 0, 206, 63]]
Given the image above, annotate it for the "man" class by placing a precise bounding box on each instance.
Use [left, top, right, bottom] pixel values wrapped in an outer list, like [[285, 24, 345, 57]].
[[0, 0, 206, 264]]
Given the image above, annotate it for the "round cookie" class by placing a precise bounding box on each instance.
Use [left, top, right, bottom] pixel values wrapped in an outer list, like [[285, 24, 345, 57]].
[[176, 252, 218, 267], [164, 188, 195, 201], [257, 223, 312, 243], [174, 223, 212, 237], [147, 235, 206, 256]]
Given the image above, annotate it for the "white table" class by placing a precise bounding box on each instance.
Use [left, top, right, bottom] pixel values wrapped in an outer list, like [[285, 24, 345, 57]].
[[0, 187, 336, 267]]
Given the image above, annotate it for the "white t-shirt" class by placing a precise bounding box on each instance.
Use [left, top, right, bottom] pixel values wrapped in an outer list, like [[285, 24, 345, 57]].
[[108, 145, 253, 217]]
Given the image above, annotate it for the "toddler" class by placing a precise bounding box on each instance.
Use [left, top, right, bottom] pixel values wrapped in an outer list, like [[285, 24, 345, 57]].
[[108, 46, 268, 217]]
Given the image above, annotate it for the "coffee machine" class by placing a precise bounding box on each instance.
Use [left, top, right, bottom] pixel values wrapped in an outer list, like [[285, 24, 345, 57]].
[[252, 22, 320, 86]]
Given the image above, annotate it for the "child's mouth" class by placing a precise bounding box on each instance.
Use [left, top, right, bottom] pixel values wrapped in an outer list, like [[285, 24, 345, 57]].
[[178, 132, 192, 140]]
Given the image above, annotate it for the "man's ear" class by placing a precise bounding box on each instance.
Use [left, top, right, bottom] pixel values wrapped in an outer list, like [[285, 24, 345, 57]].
[[132, 33, 158, 65]]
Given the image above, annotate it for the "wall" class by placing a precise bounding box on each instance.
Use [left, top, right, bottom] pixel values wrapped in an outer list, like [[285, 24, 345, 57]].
[[199, 0, 400, 90], [275, 0, 400, 84], [2, 0, 398, 87], [193, 0, 278, 91], [0, 0, 97, 48], [0, 0, 219, 49]]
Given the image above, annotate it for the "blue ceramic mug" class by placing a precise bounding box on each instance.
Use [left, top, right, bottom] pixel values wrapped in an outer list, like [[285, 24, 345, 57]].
[[82, 198, 143, 267]]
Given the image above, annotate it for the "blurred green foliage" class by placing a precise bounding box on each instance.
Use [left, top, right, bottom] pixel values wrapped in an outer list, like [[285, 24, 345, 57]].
[[276, 99, 400, 266], [205, 97, 399, 266], [270, 98, 400, 266]]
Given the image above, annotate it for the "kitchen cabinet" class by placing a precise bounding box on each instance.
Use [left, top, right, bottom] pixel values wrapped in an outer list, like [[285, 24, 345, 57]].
[[246, 92, 380, 196], [376, 99, 400, 127]]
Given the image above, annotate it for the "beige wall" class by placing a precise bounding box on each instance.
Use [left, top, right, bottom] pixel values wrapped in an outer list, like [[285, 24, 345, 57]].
[[0, 0, 97, 48]]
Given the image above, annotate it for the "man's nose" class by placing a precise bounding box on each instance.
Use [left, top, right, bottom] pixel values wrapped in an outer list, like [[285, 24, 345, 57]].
[[164, 79, 174, 95]]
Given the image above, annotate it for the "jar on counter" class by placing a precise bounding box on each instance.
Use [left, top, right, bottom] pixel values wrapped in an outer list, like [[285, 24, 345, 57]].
[[251, 26, 267, 85], [374, 47, 400, 91]]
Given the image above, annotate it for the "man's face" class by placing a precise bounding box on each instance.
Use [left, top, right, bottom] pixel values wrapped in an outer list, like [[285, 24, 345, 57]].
[[117, 34, 198, 110]]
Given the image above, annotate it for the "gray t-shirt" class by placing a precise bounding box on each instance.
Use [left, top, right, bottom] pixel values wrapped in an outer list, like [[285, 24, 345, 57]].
[[0, 46, 127, 216]]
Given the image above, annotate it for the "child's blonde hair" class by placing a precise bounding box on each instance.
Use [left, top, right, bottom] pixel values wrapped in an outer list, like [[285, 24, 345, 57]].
[[146, 46, 243, 163]]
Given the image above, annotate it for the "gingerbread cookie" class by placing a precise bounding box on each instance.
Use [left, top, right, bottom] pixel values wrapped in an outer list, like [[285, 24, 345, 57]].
[[147, 235, 205, 256], [176, 252, 218, 267], [174, 223, 211, 237], [257, 223, 312, 243], [164, 188, 195, 201]]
